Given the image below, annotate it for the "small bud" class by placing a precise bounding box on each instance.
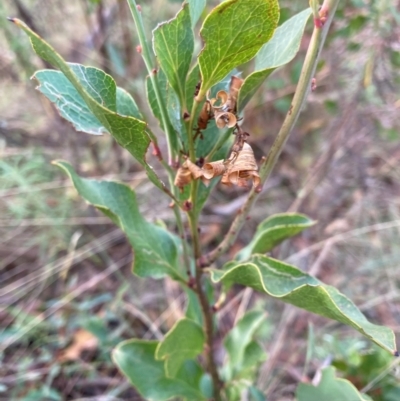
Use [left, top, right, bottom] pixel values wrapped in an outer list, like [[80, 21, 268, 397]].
[[194, 81, 201, 97], [152, 142, 162, 160], [198, 255, 208, 268], [152, 68, 157, 75], [314, 18, 323, 28], [183, 200, 193, 211], [136, 5, 142, 12], [168, 201, 175, 208], [311, 78, 317, 91], [136, 45, 142, 54], [183, 111, 190, 121], [188, 276, 196, 288]]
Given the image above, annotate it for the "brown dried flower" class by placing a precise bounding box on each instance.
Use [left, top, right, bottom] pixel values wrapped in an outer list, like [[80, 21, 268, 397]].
[[202, 160, 226, 179], [222, 143, 260, 188], [209, 90, 237, 129], [228, 75, 244, 114], [174, 164, 192, 189], [174, 159, 210, 189]]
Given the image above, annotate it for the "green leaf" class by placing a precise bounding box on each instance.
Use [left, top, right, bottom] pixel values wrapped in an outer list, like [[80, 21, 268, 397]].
[[153, 3, 194, 105], [116, 87, 143, 120], [211, 255, 396, 353], [13, 19, 166, 192], [54, 161, 184, 281], [34, 69, 144, 135], [188, 0, 206, 28], [241, 340, 267, 373], [223, 310, 265, 381], [68, 62, 117, 110], [113, 340, 206, 401], [236, 213, 315, 261], [238, 8, 312, 112], [296, 367, 371, 401], [175, 360, 204, 391], [198, 0, 279, 94], [185, 288, 203, 326], [34, 69, 106, 135], [155, 318, 205, 377]]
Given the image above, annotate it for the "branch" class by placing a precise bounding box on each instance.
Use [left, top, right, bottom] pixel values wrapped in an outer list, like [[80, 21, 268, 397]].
[[187, 212, 222, 401], [201, 0, 340, 267]]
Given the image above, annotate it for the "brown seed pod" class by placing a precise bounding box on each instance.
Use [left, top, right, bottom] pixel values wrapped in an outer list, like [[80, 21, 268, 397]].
[[174, 164, 192, 189], [221, 171, 232, 186], [214, 110, 237, 129], [202, 160, 226, 179], [222, 143, 260, 188], [229, 142, 257, 171], [228, 170, 261, 189], [185, 159, 204, 180], [228, 75, 244, 113], [210, 90, 229, 110]]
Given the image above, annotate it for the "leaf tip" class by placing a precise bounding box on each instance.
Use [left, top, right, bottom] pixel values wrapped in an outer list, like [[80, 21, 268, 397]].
[[7, 17, 16, 23], [51, 159, 68, 171]]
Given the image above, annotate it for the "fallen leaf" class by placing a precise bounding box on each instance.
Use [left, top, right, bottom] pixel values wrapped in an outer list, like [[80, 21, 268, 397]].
[[59, 329, 98, 362]]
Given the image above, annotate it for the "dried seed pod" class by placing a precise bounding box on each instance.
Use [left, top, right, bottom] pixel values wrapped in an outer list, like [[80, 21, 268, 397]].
[[174, 164, 192, 189], [185, 159, 204, 180], [210, 90, 229, 110], [228, 75, 244, 113], [222, 143, 260, 188], [214, 110, 237, 129], [221, 171, 231, 186], [229, 142, 257, 171], [203, 160, 226, 179], [228, 170, 260, 189]]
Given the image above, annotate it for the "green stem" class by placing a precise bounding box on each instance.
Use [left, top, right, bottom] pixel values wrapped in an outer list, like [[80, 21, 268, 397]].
[[159, 158, 191, 276], [187, 97, 202, 161], [184, 95, 221, 399], [126, 0, 176, 165], [201, 0, 340, 267], [188, 211, 222, 401], [187, 97, 201, 212]]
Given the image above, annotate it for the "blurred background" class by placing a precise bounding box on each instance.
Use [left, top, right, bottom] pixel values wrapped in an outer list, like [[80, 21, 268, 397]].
[[1, 0, 400, 400]]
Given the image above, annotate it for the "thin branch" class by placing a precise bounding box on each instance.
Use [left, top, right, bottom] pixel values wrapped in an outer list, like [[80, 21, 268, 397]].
[[188, 212, 222, 401], [201, 0, 340, 268]]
